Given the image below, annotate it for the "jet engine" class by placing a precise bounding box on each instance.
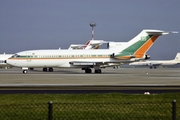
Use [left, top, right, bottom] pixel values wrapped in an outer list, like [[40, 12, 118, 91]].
[[144, 54, 151, 60]]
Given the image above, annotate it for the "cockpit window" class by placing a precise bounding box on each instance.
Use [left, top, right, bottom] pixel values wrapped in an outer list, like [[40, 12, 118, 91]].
[[11, 54, 20, 58]]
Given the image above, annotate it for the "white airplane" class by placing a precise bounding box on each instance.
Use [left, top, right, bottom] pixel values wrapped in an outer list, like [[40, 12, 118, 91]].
[[0, 53, 13, 68], [129, 53, 180, 69], [7, 29, 174, 74]]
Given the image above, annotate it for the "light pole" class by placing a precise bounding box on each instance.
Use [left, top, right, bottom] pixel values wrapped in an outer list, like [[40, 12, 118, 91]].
[[89, 22, 96, 40]]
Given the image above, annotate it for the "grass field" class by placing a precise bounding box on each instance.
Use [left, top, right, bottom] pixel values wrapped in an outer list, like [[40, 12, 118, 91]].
[[0, 92, 179, 103], [0, 92, 179, 119]]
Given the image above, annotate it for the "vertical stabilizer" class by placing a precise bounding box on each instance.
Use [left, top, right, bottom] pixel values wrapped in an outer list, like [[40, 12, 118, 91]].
[[113, 29, 170, 59], [174, 53, 180, 61], [82, 40, 91, 49]]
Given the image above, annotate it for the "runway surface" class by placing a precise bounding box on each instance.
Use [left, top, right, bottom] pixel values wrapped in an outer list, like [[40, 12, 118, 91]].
[[0, 67, 180, 93]]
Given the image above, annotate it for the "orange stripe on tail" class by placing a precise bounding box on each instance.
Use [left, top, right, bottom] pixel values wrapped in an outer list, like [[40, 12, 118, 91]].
[[134, 36, 158, 58]]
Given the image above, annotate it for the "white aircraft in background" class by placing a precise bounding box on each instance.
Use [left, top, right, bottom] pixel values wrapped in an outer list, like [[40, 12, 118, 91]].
[[129, 53, 180, 69], [7, 29, 174, 74], [68, 40, 109, 50], [0, 53, 13, 68]]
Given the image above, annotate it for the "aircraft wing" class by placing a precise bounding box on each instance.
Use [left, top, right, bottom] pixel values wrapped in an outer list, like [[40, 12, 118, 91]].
[[69, 61, 126, 68], [69, 61, 104, 66]]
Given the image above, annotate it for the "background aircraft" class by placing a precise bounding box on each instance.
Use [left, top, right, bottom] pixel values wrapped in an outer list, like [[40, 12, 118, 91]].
[[7, 29, 172, 74], [129, 53, 180, 69], [68, 40, 109, 50], [0, 53, 13, 69]]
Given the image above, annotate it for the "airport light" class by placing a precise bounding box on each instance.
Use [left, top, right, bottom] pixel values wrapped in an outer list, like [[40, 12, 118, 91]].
[[90, 22, 96, 40]]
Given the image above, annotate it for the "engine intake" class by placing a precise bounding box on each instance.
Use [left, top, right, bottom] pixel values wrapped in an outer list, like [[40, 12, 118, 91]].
[[145, 55, 151, 60]]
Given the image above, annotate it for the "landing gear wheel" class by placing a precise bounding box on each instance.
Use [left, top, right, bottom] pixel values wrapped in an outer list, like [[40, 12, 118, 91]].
[[23, 70, 28, 74], [85, 68, 92, 73], [29, 68, 34, 70], [95, 69, 102, 73], [43, 68, 47, 72], [49, 68, 53, 72]]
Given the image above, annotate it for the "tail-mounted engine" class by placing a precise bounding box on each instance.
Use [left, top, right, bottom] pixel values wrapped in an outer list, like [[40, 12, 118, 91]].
[[110, 53, 115, 58], [144, 54, 151, 60], [110, 53, 135, 60]]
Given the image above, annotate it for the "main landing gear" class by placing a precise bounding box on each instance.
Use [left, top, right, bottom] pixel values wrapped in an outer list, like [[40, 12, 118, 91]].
[[82, 68, 102, 73], [43, 67, 54, 72], [149, 66, 157, 69], [22, 67, 54, 74], [94, 69, 102, 73]]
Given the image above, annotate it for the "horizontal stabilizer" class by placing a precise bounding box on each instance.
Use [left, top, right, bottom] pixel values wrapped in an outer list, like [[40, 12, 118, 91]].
[[145, 29, 178, 35], [145, 30, 169, 35]]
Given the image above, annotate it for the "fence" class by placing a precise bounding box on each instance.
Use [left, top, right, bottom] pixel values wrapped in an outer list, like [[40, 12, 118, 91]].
[[0, 100, 178, 120]]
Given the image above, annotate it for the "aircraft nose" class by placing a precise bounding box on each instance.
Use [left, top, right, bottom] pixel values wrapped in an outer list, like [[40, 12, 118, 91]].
[[6, 59, 9, 64], [6, 59, 17, 66], [6, 59, 12, 65]]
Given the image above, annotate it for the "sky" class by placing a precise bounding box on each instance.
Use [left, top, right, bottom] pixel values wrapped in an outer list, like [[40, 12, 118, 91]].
[[0, 0, 180, 60]]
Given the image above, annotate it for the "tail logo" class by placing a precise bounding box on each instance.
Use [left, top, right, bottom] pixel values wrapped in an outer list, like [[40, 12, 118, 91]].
[[140, 36, 148, 41]]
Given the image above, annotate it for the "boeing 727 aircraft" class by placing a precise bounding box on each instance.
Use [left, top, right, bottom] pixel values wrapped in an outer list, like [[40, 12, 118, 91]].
[[7, 29, 174, 74], [129, 53, 180, 69]]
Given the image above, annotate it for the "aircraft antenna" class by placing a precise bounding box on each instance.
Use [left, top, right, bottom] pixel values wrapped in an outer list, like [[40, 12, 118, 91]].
[[90, 22, 96, 40]]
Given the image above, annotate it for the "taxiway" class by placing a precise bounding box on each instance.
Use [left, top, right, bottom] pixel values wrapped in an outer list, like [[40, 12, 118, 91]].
[[0, 67, 180, 93]]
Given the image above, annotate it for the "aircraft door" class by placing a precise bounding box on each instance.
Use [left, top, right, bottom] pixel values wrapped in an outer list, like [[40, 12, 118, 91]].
[[83, 54, 86, 59], [26, 52, 32, 62]]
